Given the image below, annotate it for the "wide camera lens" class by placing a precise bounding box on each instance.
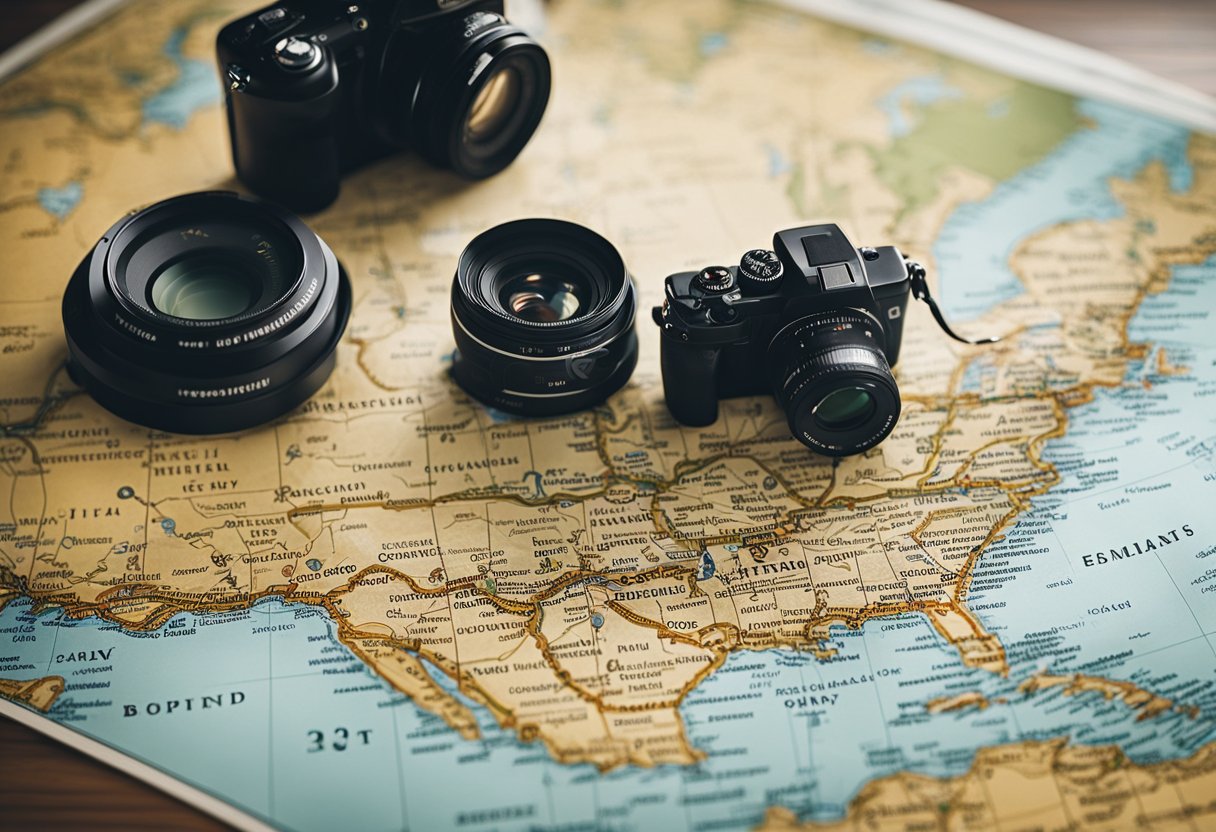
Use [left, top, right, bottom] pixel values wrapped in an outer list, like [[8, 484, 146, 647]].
[[62, 192, 351, 434], [450, 219, 638, 416], [767, 310, 901, 456], [407, 13, 551, 178]]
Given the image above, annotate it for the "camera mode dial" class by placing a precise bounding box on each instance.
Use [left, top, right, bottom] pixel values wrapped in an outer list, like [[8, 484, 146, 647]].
[[737, 249, 783, 293], [695, 266, 734, 293]]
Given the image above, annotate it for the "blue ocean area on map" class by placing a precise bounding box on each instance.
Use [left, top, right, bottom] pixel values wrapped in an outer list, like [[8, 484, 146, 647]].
[[140, 26, 220, 129]]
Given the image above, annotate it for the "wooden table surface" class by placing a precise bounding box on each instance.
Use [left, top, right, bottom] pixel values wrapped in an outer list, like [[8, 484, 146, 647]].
[[0, 1, 1213, 830]]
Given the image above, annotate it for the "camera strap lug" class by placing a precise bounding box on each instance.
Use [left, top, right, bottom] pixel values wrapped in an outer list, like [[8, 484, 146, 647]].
[[905, 259, 1000, 345]]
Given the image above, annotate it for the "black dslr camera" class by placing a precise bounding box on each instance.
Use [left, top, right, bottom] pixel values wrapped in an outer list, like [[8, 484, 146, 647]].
[[217, 0, 551, 212], [653, 224, 994, 456]]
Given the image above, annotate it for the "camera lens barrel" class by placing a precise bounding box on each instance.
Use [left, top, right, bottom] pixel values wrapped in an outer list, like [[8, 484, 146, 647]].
[[408, 13, 551, 179], [768, 309, 901, 456], [450, 219, 638, 416], [62, 192, 351, 434]]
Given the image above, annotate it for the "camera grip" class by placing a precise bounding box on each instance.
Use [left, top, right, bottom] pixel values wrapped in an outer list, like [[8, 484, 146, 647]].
[[226, 88, 342, 213], [660, 336, 721, 427]]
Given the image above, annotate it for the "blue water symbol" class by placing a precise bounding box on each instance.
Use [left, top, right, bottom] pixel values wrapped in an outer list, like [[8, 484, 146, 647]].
[[37, 182, 82, 220], [764, 143, 792, 178], [142, 27, 221, 129], [305, 559, 322, 572], [523, 471, 545, 497], [159, 518, 175, 535], [699, 32, 729, 58], [697, 551, 716, 581], [876, 74, 963, 137], [590, 612, 604, 629]]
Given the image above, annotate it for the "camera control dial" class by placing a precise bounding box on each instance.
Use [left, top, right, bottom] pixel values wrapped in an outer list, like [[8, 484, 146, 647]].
[[695, 266, 734, 293], [737, 249, 783, 293], [273, 37, 322, 71]]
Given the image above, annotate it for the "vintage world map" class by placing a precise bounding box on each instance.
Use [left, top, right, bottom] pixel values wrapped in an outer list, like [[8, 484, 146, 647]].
[[1, 0, 1215, 829]]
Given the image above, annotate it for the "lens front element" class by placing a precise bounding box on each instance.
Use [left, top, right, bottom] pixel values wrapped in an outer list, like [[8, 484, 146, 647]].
[[501, 273, 583, 323], [812, 387, 877, 432], [149, 257, 258, 321], [465, 66, 521, 143]]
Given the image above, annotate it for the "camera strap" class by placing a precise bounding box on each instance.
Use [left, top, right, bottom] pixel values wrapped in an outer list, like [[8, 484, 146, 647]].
[[905, 260, 1000, 345]]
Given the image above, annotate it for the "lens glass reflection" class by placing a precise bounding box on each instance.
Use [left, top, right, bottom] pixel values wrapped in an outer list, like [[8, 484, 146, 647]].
[[150, 257, 257, 321], [501, 272, 582, 323], [465, 66, 521, 143], [812, 387, 876, 431]]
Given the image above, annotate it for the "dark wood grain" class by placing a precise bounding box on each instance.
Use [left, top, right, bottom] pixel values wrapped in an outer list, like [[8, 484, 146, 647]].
[[0, 0, 89, 52], [0, 1, 1212, 831], [0, 715, 232, 831]]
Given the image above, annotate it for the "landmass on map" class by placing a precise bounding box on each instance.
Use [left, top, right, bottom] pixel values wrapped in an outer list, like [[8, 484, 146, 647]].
[[1019, 670, 1202, 721], [0, 675, 66, 712], [759, 738, 1216, 831]]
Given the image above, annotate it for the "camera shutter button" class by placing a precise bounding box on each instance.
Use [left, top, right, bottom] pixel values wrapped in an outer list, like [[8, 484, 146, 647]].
[[695, 266, 734, 293], [273, 37, 322, 71], [738, 249, 783, 293]]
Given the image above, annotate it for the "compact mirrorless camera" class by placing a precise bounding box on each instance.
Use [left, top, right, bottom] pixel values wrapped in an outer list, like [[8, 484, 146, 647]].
[[217, 0, 551, 212], [654, 224, 991, 456]]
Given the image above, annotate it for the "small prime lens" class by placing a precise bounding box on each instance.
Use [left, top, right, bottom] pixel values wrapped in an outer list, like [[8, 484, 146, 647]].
[[768, 310, 900, 456], [407, 13, 551, 178], [450, 219, 638, 416], [62, 192, 351, 434]]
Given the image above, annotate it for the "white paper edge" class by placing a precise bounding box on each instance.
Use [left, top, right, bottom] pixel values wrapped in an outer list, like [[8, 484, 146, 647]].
[[777, 0, 1216, 135], [0, 0, 1212, 828], [0, 698, 278, 832]]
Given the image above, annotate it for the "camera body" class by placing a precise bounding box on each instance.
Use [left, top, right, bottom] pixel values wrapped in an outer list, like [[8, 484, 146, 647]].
[[653, 224, 913, 455], [217, 0, 550, 212]]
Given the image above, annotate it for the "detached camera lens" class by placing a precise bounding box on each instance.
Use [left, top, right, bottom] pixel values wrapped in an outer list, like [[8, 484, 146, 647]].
[[62, 191, 351, 434], [450, 219, 638, 416], [768, 310, 900, 456]]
